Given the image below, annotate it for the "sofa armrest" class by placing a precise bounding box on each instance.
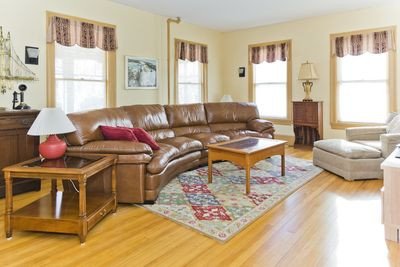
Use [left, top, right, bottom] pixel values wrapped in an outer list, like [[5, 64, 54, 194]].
[[67, 140, 153, 156], [380, 133, 400, 158], [346, 126, 387, 141], [247, 119, 275, 137]]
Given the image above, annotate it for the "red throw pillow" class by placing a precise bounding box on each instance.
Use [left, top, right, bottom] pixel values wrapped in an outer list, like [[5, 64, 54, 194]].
[[130, 127, 160, 150], [100, 125, 138, 141]]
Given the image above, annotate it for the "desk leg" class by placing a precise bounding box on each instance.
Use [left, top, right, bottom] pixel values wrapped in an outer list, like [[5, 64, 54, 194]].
[[78, 178, 88, 244], [4, 172, 12, 239], [245, 165, 251, 194], [208, 156, 213, 184], [281, 154, 285, 176]]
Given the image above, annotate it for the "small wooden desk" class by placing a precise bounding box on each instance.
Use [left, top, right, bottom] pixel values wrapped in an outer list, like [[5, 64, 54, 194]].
[[207, 137, 287, 194], [3, 153, 117, 244]]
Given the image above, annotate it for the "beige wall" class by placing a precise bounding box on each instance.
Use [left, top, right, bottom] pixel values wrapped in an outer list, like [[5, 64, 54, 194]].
[[0, 0, 223, 109], [221, 4, 400, 139]]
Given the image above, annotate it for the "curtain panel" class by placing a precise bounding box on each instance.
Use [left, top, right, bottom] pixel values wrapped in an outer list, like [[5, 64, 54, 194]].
[[250, 42, 289, 64], [47, 16, 117, 51], [332, 29, 395, 57], [176, 40, 208, 64]]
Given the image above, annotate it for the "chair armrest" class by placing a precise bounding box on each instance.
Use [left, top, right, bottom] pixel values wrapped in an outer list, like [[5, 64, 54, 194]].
[[346, 126, 387, 141], [380, 133, 400, 158], [247, 119, 275, 137]]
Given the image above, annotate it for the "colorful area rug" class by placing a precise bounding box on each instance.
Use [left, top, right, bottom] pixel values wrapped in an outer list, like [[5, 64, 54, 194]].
[[141, 156, 323, 242]]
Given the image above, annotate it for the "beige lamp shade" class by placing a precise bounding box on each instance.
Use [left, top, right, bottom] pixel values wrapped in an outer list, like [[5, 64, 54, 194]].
[[220, 94, 233, 102], [298, 62, 319, 80], [28, 108, 76, 136]]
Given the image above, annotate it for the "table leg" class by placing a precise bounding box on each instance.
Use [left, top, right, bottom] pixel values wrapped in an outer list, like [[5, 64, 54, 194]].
[[281, 154, 285, 176], [4, 172, 13, 239], [208, 156, 213, 183], [51, 179, 57, 193], [111, 162, 117, 213], [78, 177, 88, 244], [245, 165, 251, 194]]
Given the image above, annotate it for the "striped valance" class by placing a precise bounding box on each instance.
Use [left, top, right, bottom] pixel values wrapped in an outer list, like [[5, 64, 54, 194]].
[[332, 29, 395, 57], [250, 41, 289, 64], [47, 16, 117, 51], [176, 40, 208, 64]]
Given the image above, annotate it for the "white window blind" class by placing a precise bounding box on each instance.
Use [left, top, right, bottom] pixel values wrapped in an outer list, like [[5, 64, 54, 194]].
[[337, 52, 389, 123], [254, 60, 287, 119], [55, 43, 106, 114], [177, 59, 202, 104]]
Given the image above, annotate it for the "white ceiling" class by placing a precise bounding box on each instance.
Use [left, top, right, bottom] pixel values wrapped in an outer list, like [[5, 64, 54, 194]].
[[112, 0, 396, 31]]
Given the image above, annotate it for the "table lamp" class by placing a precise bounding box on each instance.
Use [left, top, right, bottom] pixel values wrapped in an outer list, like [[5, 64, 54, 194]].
[[27, 108, 76, 159], [298, 61, 319, 102], [220, 94, 233, 102]]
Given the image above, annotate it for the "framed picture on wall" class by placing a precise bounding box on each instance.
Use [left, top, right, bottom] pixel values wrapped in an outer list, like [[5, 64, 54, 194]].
[[125, 56, 158, 89]]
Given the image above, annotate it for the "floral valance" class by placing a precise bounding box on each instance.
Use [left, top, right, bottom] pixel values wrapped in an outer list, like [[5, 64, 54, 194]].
[[250, 42, 289, 64], [176, 40, 208, 64], [47, 16, 117, 51], [332, 29, 395, 57]]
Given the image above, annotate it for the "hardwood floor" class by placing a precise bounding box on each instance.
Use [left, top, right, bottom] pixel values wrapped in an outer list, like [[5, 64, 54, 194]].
[[0, 147, 399, 266]]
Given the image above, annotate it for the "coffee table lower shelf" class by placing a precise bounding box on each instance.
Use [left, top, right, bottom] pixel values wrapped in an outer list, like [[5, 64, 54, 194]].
[[11, 192, 115, 239]]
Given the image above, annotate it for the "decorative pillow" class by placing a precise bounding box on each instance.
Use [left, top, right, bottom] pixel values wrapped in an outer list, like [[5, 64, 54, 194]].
[[130, 127, 160, 150], [387, 114, 400, 133], [100, 126, 138, 141]]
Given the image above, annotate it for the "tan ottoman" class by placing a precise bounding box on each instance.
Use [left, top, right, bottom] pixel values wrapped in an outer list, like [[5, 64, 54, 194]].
[[313, 139, 384, 181]]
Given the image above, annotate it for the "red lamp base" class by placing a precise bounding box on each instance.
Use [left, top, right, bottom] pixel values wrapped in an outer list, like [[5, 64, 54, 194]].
[[39, 135, 67, 160]]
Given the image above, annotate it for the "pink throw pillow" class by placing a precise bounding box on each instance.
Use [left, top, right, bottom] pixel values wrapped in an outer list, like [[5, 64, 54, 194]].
[[130, 128, 160, 150], [100, 125, 138, 141]]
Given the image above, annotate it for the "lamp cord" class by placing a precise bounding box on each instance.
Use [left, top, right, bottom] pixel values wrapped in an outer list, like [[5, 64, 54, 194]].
[[69, 179, 80, 193]]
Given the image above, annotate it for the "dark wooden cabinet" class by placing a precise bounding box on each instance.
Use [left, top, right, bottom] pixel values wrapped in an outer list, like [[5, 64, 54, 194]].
[[293, 101, 323, 146], [0, 110, 41, 197]]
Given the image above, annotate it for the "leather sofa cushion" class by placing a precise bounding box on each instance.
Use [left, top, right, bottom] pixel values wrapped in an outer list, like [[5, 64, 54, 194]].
[[67, 140, 152, 155], [165, 103, 208, 128], [66, 108, 133, 146], [247, 119, 274, 132], [204, 102, 259, 124], [185, 132, 230, 149], [159, 136, 203, 155], [208, 122, 247, 133], [173, 125, 211, 137], [314, 139, 381, 159], [147, 143, 180, 174], [218, 130, 265, 139], [122, 105, 174, 140]]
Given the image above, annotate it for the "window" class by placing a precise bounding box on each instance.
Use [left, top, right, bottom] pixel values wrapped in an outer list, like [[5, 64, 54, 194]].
[[46, 12, 116, 113], [175, 39, 208, 104], [337, 52, 389, 123], [249, 40, 292, 124], [254, 60, 288, 119], [55, 43, 106, 114], [177, 60, 203, 104], [331, 27, 396, 128]]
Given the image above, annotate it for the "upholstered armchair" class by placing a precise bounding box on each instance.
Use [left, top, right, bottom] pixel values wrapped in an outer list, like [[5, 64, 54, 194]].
[[346, 115, 400, 158]]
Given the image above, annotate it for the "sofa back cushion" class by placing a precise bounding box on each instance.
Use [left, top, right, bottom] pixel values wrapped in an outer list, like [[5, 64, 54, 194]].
[[165, 103, 211, 136], [66, 108, 133, 146], [204, 102, 259, 124], [122, 105, 174, 141]]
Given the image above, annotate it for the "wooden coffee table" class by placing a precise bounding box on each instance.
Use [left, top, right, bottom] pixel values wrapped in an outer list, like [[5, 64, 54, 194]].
[[207, 137, 287, 194], [3, 153, 117, 244]]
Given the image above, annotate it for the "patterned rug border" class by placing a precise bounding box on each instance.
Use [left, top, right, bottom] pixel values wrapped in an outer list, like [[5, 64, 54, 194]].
[[138, 156, 323, 243]]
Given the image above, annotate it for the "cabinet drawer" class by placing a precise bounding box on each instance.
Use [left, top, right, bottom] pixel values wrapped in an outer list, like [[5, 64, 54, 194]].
[[0, 116, 35, 130]]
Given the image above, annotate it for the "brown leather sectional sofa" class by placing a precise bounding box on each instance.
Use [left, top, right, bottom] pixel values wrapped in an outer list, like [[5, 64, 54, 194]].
[[64, 102, 275, 203]]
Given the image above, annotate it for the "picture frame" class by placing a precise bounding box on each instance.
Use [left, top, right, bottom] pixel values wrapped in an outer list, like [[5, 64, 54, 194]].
[[125, 56, 158, 89]]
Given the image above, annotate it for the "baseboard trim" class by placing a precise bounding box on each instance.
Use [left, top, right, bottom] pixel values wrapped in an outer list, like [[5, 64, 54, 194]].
[[275, 134, 295, 146]]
